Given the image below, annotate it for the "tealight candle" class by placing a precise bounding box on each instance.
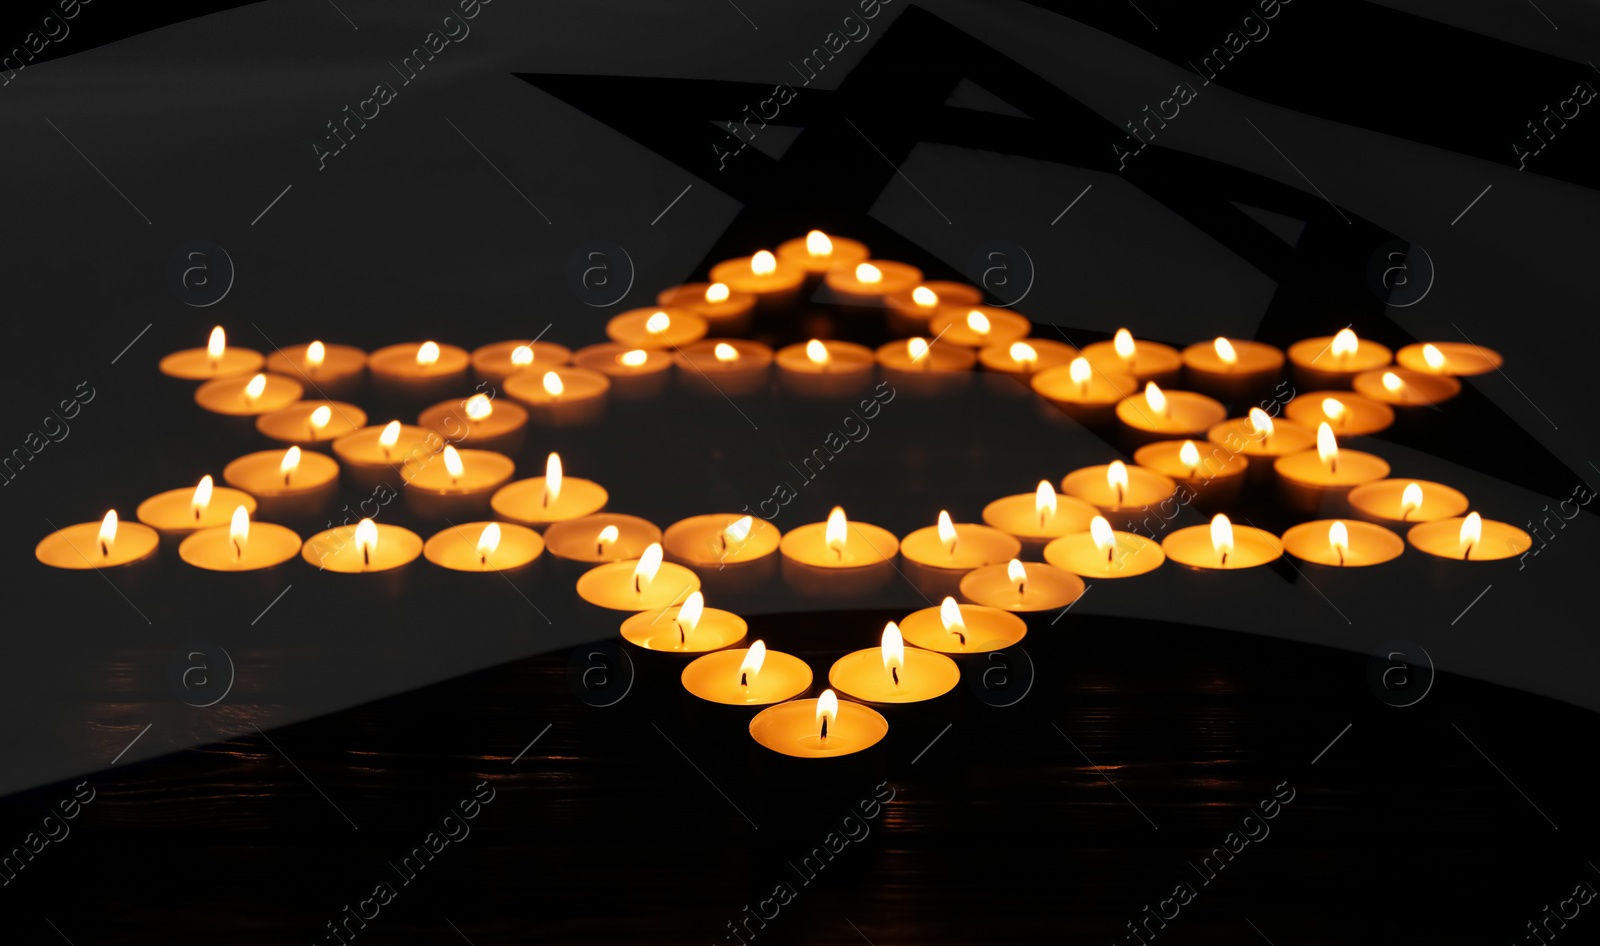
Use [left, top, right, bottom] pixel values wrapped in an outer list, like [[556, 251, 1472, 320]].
[[543, 514, 662, 563], [1161, 513, 1282, 569], [417, 393, 527, 453], [1081, 328, 1182, 385], [575, 541, 700, 610], [605, 306, 708, 350], [1286, 329, 1392, 387], [1281, 518, 1404, 567], [1031, 357, 1139, 424], [779, 506, 899, 568], [490, 452, 607, 526], [829, 622, 960, 704], [1396, 342, 1502, 377], [978, 338, 1079, 378], [958, 558, 1085, 611], [673, 339, 774, 398], [470, 339, 573, 383], [1132, 439, 1247, 504], [682, 641, 812, 706], [367, 341, 471, 403], [1407, 511, 1531, 561], [708, 249, 806, 305], [1352, 368, 1460, 406], [159, 326, 263, 380], [1044, 515, 1165, 578], [402, 445, 514, 519], [1346, 479, 1469, 525], [194, 372, 302, 417], [223, 446, 339, 519], [264, 341, 367, 399], [136, 475, 258, 541], [36, 510, 158, 570], [1205, 409, 1315, 460], [1061, 459, 1176, 514], [620, 591, 747, 653], [1273, 423, 1391, 513], [178, 505, 300, 572], [749, 689, 888, 758], [301, 518, 423, 573], [777, 230, 870, 275], [885, 281, 982, 336], [504, 367, 611, 424], [657, 282, 757, 334], [331, 421, 442, 492], [571, 344, 673, 399], [981, 480, 1101, 544], [876, 337, 976, 395], [824, 260, 923, 308], [929, 306, 1031, 349], [1116, 381, 1227, 441], [1181, 337, 1285, 402], [899, 509, 1022, 570], [256, 400, 367, 447], [422, 520, 544, 573], [1284, 391, 1395, 437], [662, 513, 781, 568], [775, 339, 876, 398], [897, 597, 1027, 653]]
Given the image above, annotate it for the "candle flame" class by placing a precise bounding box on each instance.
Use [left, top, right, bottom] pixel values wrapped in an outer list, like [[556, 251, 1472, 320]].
[[309, 405, 332, 431], [805, 230, 833, 257], [207, 326, 226, 362], [511, 344, 534, 367], [678, 591, 705, 635], [1422, 343, 1445, 372], [908, 337, 931, 363], [1069, 356, 1092, 387], [1328, 520, 1349, 561], [1322, 397, 1347, 422], [1214, 337, 1238, 365], [714, 343, 740, 363], [855, 262, 882, 285], [618, 350, 648, 368], [1401, 482, 1424, 518], [1036, 480, 1057, 521], [477, 522, 501, 560], [304, 340, 326, 369], [280, 446, 301, 481], [911, 285, 938, 307], [1107, 460, 1130, 498], [645, 311, 671, 335], [543, 371, 565, 396], [806, 339, 830, 366], [1090, 515, 1116, 556], [598, 524, 620, 547], [939, 596, 967, 645], [825, 506, 848, 556], [1248, 407, 1273, 439], [99, 509, 117, 553], [633, 542, 663, 592], [1330, 328, 1358, 359], [1211, 513, 1234, 562], [464, 394, 493, 421], [937, 510, 957, 551], [740, 640, 766, 683], [1316, 422, 1338, 469], [243, 373, 267, 403], [1381, 371, 1404, 395], [966, 310, 991, 336], [705, 282, 730, 303], [1006, 558, 1027, 587], [1113, 328, 1136, 360], [417, 341, 440, 366], [817, 689, 839, 738], [1145, 380, 1168, 416], [750, 250, 777, 276], [881, 621, 905, 679], [545, 452, 562, 506], [1010, 341, 1038, 367], [192, 475, 214, 519], [230, 504, 250, 558], [355, 518, 378, 565], [1180, 440, 1201, 474], [443, 444, 464, 481], [379, 420, 401, 451], [1460, 511, 1482, 548], [724, 515, 753, 544]]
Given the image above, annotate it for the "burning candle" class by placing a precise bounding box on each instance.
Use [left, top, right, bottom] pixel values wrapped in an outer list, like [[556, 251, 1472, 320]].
[[682, 641, 813, 706], [749, 689, 889, 758], [1205, 408, 1316, 460], [422, 520, 544, 573], [1347, 479, 1469, 525], [302, 518, 423, 573], [1031, 357, 1139, 423], [779, 506, 898, 568], [543, 514, 662, 563], [673, 339, 774, 398], [958, 558, 1085, 611], [885, 281, 982, 335], [1161, 513, 1283, 569], [1061, 459, 1176, 514], [897, 597, 1028, 653], [1407, 511, 1531, 561], [828, 621, 960, 704], [824, 259, 923, 307], [1181, 336, 1285, 402], [929, 307, 1031, 349], [620, 591, 748, 653], [900, 509, 1022, 570], [178, 505, 300, 572], [1132, 439, 1248, 504], [504, 367, 611, 424], [1043, 515, 1165, 578], [367, 341, 471, 402], [36, 510, 159, 570], [1082, 328, 1182, 385], [662, 513, 781, 568], [223, 446, 339, 519], [978, 339, 1078, 378], [490, 452, 608, 526], [160, 326, 264, 380], [264, 340, 367, 399], [981, 480, 1101, 543], [575, 541, 700, 610], [1283, 390, 1395, 437], [256, 400, 368, 447], [1396, 342, 1502, 377], [774, 338, 876, 398], [470, 339, 573, 383], [136, 475, 258, 541], [656, 282, 757, 334], [1352, 368, 1460, 406], [1117, 380, 1227, 440], [1286, 329, 1392, 387], [194, 372, 302, 417], [402, 445, 515, 519], [418, 393, 527, 453], [1281, 518, 1404, 567], [1273, 422, 1391, 513], [332, 421, 442, 492], [709, 249, 808, 305], [777, 230, 870, 275], [605, 306, 708, 350], [876, 335, 976, 374]]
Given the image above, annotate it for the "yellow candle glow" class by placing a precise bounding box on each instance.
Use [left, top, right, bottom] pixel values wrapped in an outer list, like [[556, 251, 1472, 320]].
[[470, 339, 573, 382], [749, 689, 888, 758], [978, 338, 1078, 377], [1346, 479, 1469, 524], [543, 514, 661, 563], [620, 590, 748, 653], [1162, 513, 1283, 569], [683, 641, 814, 706], [662, 513, 782, 567], [1273, 422, 1391, 509], [417, 393, 527, 452], [897, 597, 1028, 653], [825, 259, 922, 303], [779, 506, 898, 568], [774, 339, 876, 397], [1061, 460, 1176, 513], [264, 340, 366, 398], [36, 509, 160, 570], [1031, 356, 1139, 416], [504, 366, 611, 424], [1181, 337, 1285, 400], [899, 509, 1022, 569], [1081, 328, 1183, 384], [255, 400, 367, 445], [1132, 439, 1248, 501], [875, 337, 977, 385], [136, 475, 259, 538], [1396, 342, 1502, 376], [1280, 518, 1404, 566], [709, 249, 808, 299], [828, 621, 961, 704], [1287, 329, 1393, 384], [178, 505, 301, 571], [194, 371, 302, 417], [981, 480, 1101, 541], [1283, 390, 1395, 436], [367, 341, 471, 401], [673, 338, 775, 397], [402, 446, 515, 519], [490, 452, 608, 526], [605, 306, 709, 350], [1043, 514, 1165, 577], [302, 518, 423, 573], [656, 282, 758, 333], [958, 558, 1084, 611], [421, 520, 544, 573], [885, 280, 983, 334], [223, 446, 339, 519], [1353, 368, 1460, 406], [331, 421, 440, 491], [575, 541, 700, 610], [160, 325, 265, 380], [1407, 511, 1531, 561], [1205, 409, 1316, 459], [930, 306, 1031, 349], [777, 230, 870, 274], [1116, 380, 1227, 437]]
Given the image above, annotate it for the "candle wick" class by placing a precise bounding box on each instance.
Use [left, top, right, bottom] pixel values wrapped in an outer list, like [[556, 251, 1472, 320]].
[[232, 539, 242, 561], [382, 446, 391, 461], [1220, 550, 1229, 566], [740, 671, 748, 687], [1106, 546, 1114, 565], [596, 542, 603, 557], [1336, 546, 1344, 566], [283, 470, 291, 487], [635, 574, 641, 594], [1463, 542, 1473, 561], [1017, 581, 1025, 599], [717, 533, 727, 554], [891, 666, 899, 686], [480, 551, 487, 566], [99, 539, 109, 558], [834, 545, 843, 562], [194, 508, 201, 522], [677, 620, 686, 645], [362, 546, 370, 568], [954, 629, 966, 646], [819, 717, 828, 740], [1115, 484, 1124, 506], [542, 490, 550, 509]]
